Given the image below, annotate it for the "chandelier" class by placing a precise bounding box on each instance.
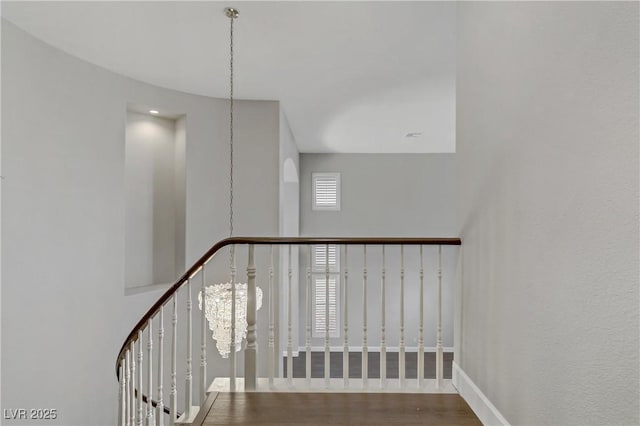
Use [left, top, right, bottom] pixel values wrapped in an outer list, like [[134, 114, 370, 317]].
[[199, 283, 262, 358], [199, 7, 262, 358]]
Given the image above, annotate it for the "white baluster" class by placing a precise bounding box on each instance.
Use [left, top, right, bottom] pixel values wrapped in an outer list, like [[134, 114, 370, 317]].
[[287, 245, 293, 386], [130, 342, 136, 426], [399, 245, 405, 389], [119, 363, 125, 426], [146, 321, 153, 426], [170, 295, 177, 426], [200, 268, 207, 403], [324, 244, 330, 388], [125, 350, 130, 426], [156, 306, 164, 426], [185, 279, 193, 416], [129, 350, 134, 425], [137, 331, 143, 426], [362, 245, 368, 388], [306, 245, 312, 384], [230, 248, 237, 392], [342, 245, 349, 389], [268, 245, 275, 388], [436, 245, 444, 389], [245, 244, 257, 391], [418, 245, 425, 388], [380, 245, 386, 388]]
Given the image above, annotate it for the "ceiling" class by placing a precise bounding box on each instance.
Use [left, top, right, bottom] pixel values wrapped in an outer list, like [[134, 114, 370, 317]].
[[2, 1, 456, 153]]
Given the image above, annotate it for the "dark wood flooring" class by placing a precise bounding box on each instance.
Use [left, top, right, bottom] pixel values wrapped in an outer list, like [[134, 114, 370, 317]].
[[283, 351, 453, 379], [202, 392, 481, 425]]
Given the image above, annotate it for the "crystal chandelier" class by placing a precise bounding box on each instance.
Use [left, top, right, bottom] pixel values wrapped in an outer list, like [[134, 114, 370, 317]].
[[199, 7, 262, 358], [198, 283, 263, 358]]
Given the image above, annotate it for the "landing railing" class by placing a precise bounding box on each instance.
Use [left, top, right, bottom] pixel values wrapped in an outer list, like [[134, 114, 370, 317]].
[[115, 237, 461, 425]]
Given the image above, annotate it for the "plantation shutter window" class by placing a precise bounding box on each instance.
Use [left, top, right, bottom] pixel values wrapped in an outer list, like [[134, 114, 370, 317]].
[[312, 173, 341, 211], [314, 277, 338, 334], [311, 245, 340, 337]]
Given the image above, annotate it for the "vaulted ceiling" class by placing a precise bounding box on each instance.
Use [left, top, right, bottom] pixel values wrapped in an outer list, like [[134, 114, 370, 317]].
[[3, 1, 456, 153]]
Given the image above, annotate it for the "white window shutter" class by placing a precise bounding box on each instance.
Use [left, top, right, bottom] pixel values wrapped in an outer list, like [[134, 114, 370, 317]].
[[312, 173, 340, 211], [314, 277, 338, 334], [311, 245, 340, 336], [313, 245, 338, 271]]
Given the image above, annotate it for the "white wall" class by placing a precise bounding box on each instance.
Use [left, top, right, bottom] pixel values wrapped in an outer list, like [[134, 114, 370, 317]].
[[1, 20, 280, 425], [174, 116, 187, 279], [278, 110, 300, 365], [279, 109, 300, 238], [456, 2, 639, 424], [299, 154, 458, 349], [125, 112, 184, 288]]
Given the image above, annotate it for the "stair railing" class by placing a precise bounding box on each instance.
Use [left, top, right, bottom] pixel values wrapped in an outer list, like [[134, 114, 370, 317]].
[[116, 237, 461, 425]]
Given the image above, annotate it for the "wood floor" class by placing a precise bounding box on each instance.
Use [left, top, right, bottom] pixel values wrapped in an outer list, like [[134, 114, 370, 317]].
[[201, 392, 481, 425]]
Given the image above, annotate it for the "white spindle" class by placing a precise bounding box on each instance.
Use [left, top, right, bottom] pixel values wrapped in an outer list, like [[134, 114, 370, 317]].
[[137, 331, 143, 426], [125, 350, 131, 426], [156, 306, 164, 426], [230, 247, 237, 392], [306, 245, 312, 384], [343, 245, 349, 388], [185, 279, 193, 415], [324, 244, 330, 387], [200, 268, 207, 403], [418, 245, 425, 388], [362, 245, 368, 388], [399, 245, 406, 388], [268, 246, 275, 388], [380, 246, 386, 388], [130, 342, 136, 426], [436, 245, 444, 388], [170, 295, 177, 426], [119, 363, 125, 426], [287, 245, 293, 386], [146, 321, 153, 426], [245, 244, 257, 391]]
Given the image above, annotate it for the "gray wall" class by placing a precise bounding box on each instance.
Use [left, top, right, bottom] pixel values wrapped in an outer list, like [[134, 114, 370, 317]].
[[456, 2, 639, 424], [1, 21, 280, 425], [299, 154, 458, 349], [300, 154, 457, 237]]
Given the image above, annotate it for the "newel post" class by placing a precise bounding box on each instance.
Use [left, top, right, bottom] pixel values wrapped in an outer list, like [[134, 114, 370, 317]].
[[245, 244, 257, 390]]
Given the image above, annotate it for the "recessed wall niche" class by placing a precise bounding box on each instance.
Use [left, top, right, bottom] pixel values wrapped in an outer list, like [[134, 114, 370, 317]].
[[125, 108, 186, 290]]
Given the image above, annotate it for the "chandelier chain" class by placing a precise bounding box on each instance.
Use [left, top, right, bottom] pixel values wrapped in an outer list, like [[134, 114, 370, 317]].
[[229, 14, 235, 241], [227, 12, 237, 272]]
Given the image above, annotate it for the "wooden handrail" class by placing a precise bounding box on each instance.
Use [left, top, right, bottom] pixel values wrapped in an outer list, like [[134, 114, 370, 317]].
[[115, 236, 461, 375]]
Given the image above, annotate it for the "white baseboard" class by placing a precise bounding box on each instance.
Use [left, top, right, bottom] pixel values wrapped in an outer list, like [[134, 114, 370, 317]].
[[294, 346, 454, 353], [210, 377, 457, 394], [452, 362, 510, 426]]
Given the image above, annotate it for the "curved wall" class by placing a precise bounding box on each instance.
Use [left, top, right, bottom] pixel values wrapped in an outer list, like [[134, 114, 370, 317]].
[[1, 20, 280, 425]]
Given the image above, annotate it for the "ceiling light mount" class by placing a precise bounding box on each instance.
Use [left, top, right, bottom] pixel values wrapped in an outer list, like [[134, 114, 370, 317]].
[[224, 7, 239, 19], [405, 132, 423, 138]]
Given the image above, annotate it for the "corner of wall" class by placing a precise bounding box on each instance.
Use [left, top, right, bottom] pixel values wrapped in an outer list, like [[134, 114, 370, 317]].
[[452, 362, 511, 426]]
